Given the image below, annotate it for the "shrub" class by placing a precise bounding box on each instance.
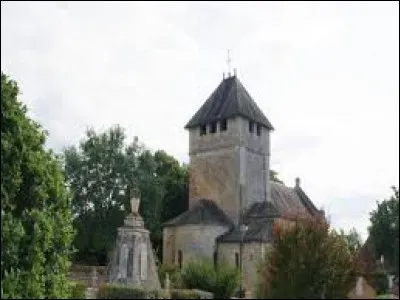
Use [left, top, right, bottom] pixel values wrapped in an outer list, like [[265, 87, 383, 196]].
[[257, 217, 357, 299], [181, 258, 239, 298], [170, 289, 213, 299], [97, 283, 168, 299], [158, 263, 183, 288], [181, 259, 215, 290], [213, 262, 240, 298], [70, 281, 86, 299], [70, 264, 107, 275], [367, 272, 389, 295]]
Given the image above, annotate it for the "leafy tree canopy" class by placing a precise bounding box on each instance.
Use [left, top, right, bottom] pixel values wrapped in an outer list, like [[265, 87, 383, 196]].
[[258, 217, 357, 299], [369, 186, 399, 275], [63, 126, 188, 265], [1, 72, 74, 298], [269, 170, 284, 184], [340, 227, 363, 255]]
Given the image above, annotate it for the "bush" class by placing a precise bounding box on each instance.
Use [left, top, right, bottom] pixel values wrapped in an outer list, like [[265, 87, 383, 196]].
[[257, 217, 357, 299], [170, 289, 213, 299], [70, 264, 107, 275], [367, 272, 389, 295], [70, 281, 86, 299], [181, 258, 239, 298], [97, 283, 168, 299], [181, 259, 215, 290], [214, 262, 240, 298], [158, 263, 183, 288]]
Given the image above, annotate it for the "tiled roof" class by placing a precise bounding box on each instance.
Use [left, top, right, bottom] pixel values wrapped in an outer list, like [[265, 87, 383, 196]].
[[270, 182, 312, 218], [218, 182, 321, 243], [163, 183, 322, 244], [162, 198, 233, 227], [217, 218, 275, 243], [244, 201, 280, 220], [185, 75, 274, 130]]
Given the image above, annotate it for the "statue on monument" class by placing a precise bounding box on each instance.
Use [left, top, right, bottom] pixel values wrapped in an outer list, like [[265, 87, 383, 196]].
[[107, 186, 161, 289], [129, 187, 141, 215], [130, 197, 140, 215]]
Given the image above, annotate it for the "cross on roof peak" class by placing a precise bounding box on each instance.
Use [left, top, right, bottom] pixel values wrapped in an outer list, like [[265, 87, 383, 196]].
[[223, 49, 237, 79]]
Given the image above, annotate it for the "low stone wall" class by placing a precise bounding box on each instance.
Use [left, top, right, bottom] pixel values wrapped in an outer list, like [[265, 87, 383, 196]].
[[69, 264, 107, 288]]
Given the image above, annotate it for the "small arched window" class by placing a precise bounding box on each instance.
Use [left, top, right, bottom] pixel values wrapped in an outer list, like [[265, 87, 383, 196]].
[[210, 122, 217, 134], [256, 124, 262, 136], [249, 121, 254, 133], [220, 119, 227, 131], [200, 125, 207, 136], [178, 250, 183, 269], [235, 252, 239, 269]]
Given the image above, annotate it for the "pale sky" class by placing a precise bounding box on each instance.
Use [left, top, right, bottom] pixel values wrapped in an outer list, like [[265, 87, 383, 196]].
[[1, 1, 399, 241]]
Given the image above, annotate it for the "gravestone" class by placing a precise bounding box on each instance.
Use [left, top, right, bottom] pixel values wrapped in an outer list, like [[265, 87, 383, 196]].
[[107, 197, 160, 289]]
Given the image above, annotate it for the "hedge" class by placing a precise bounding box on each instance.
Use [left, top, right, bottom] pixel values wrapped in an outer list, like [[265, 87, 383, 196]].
[[367, 272, 389, 295], [170, 289, 213, 299], [70, 264, 107, 275], [70, 281, 87, 299], [97, 284, 168, 299], [96, 284, 213, 299]]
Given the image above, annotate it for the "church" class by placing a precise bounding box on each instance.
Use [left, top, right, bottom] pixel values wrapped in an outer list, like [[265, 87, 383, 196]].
[[162, 71, 323, 293]]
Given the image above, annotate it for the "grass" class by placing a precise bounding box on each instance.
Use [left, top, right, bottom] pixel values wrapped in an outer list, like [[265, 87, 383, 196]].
[[376, 294, 397, 299]]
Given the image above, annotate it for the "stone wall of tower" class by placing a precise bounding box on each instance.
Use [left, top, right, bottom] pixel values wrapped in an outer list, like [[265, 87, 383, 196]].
[[238, 117, 271, 211], [188, 117, 241, 223], [188, 116, 271, 225]]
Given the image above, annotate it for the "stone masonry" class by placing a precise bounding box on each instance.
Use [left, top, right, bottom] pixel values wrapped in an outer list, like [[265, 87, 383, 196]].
[[107, 198, 160, 289], [163, 224, 230, 267], [189, 116, 270, 225]]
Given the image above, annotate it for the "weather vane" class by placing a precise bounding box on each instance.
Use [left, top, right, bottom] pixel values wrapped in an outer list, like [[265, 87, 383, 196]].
[[227, 49, 232, 76]]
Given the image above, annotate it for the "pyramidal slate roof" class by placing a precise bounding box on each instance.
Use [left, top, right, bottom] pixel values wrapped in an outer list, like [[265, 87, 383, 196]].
[[163, 199, 234, 227], [185, 75, 274, 130]]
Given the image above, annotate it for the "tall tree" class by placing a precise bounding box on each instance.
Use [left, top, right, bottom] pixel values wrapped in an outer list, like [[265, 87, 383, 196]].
[[269, 170, 284, 184], [369, 186, 399, 275], [258, 217, 356, 299], [1, 72, 74, 298], [153, 150, 188, 260], [154, 150, 188, 226], [64, 126, 141, 265], [341, 227, 363, 255], [63, 127, 188, 265]]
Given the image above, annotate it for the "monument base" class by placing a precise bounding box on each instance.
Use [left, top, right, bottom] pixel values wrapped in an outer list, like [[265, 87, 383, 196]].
[[107, 213, 160, 289]]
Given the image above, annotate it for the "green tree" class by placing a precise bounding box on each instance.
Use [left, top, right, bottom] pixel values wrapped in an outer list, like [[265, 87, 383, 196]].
[[341, 227, 362, 255], [1, 72, 74, 298], [369, 186, 399, 276], [258, 217, 356, 299], [269, 170, 284, 184], [153, 150, 188, 259], [63, 127, 188, 265], [64, 126, 137, 265], [181, 258, 239, 298]]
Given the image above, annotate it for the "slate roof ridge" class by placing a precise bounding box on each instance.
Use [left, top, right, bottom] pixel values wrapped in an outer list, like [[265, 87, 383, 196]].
[[216, 218, 275, 243], [294, 185, 320, 217], [162, 198, 233, 227]]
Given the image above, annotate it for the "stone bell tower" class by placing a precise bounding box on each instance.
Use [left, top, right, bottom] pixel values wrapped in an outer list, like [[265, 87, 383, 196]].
[[184, 72, 274, 225]]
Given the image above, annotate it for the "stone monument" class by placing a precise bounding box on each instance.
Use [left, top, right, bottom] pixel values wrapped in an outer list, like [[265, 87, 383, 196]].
[[107, 196, 160, 289]]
